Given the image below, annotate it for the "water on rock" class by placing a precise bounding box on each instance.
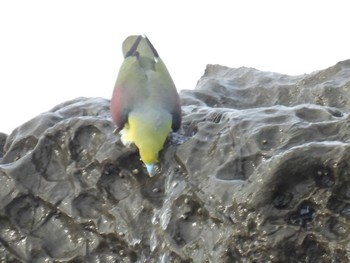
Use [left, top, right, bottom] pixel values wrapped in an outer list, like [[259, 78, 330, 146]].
[[1, 60, 350, 262]]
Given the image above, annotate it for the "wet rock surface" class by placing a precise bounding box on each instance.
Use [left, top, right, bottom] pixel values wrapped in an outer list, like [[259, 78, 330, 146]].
[[1, 60, 350, 262]]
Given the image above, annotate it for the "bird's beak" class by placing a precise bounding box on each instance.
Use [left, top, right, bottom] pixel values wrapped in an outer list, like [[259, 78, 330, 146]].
[[146, 164, 156, 177]]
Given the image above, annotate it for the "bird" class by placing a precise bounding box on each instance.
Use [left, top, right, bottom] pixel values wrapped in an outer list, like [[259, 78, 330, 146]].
[[110, 35, 181, 176]]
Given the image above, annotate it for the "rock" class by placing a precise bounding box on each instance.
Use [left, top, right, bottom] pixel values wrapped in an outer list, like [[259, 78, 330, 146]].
[[1, 60, 350, 262], [0, 132, 7, 159]]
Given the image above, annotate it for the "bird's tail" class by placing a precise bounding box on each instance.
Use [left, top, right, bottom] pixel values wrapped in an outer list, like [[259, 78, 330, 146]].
[[122, 35, 159, 60]]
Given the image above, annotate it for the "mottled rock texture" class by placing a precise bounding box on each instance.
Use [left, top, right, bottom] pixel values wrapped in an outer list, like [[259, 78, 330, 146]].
[[1, 60, 350, 262]]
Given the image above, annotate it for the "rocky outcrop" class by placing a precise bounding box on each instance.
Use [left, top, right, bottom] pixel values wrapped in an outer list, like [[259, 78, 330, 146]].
[[1, 60, 350, 262]]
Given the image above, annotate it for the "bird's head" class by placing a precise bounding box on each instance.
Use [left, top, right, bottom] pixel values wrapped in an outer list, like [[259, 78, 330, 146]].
[[127, 109, 172, 176], [139, 147, 158, 176]]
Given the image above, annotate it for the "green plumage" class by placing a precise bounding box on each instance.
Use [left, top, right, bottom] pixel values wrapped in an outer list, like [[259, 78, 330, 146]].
[[110, 35, 181, 176]]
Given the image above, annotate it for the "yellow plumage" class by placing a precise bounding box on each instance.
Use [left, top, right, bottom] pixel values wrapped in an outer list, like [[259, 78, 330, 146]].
[[121, 109, 172, 165], [110, 35, 181, 176]]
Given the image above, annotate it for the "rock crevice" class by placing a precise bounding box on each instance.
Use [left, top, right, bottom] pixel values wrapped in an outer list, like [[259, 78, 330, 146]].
[[1, 60, 350, 262]]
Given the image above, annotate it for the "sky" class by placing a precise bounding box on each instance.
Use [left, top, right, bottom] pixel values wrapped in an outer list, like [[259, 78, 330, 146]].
[[0, 1, 349, 134]]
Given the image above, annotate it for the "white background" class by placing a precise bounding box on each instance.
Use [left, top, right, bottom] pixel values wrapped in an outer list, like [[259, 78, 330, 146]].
[[0, 1, 349, 134]]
